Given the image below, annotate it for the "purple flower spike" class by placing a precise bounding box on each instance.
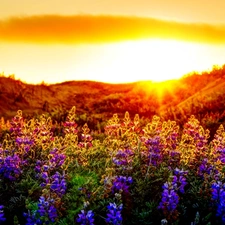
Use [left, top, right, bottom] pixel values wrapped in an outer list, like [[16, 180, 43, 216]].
[[76, 209, 95, 225], [112, 176, 133, 194], [158, 182, 179, 213], [37, 196, 58, 223], [0, 205, 6, 223], [0, 154, 22, 181], [106, 203, 123, 225], [212, 181, 225, 224]]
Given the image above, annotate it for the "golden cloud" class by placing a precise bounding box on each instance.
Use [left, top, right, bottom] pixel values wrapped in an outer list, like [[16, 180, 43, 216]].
[[0, 15, 225, 44]]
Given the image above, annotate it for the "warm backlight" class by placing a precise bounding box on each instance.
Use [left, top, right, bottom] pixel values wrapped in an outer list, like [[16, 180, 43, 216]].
[[1, 39, 224, 84], [74, 39, 221, 83]]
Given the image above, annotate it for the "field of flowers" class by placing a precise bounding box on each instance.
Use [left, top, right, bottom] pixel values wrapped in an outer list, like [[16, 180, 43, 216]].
[[0, 106, 225, 225]]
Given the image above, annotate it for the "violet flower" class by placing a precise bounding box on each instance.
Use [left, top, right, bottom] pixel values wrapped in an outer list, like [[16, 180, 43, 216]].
[[76, 209, 95, 225], [37, 196, 58, 223], [0, 154, 22, 181], [106, 203, 123, 225], [0, 205, 6, 223], [212, 181, 225, 224], [158, 182, 179, 213], [112, 176, 133, 194]]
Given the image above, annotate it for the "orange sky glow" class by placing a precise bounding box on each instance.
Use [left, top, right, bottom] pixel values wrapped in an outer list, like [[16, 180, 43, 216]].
[[1, 0, 225, 84]]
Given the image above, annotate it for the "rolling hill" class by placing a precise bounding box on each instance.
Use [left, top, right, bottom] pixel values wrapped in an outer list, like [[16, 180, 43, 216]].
[[1, 65, 225, 132]]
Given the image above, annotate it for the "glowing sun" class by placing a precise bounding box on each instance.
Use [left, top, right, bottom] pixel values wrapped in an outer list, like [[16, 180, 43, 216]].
[[78, 39, 217, 83]]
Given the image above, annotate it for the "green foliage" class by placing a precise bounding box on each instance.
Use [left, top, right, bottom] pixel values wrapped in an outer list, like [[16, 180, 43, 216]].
[[2, 107, 225, 224]]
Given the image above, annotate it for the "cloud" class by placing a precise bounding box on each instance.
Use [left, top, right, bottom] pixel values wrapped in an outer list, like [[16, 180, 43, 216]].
[[0, 15, 225, 44]]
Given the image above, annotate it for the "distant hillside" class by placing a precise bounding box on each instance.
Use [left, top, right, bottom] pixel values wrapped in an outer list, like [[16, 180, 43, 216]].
[[1, 65, 225, 131], [0, 77, 139, 122]]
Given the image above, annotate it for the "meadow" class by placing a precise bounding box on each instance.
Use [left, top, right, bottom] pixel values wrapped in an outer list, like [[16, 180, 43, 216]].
[[0, 105, 225, 225]]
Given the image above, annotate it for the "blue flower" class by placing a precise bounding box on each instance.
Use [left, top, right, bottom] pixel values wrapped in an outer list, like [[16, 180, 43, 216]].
[[145, 136, 163, 166], [76, 209, 95, 225], [198, 158, 213, 178], [50, 172, 67, 197], [23, 211, 42, 225], [0, 154, 22, 181], [212, 181, 225, 224], [49, 148, 66, 168], [112, 149, 134, 168], [112, 176, 133, 194], [158, 182, 179, 213], [37, 196, 58, 223], [0, 205, 6, 223], [106, 203, 123, 225], [173, 168, 188, 194]]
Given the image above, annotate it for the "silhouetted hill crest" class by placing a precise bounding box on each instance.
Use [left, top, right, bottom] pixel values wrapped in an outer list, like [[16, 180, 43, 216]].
[[1, 65, 225, 130]]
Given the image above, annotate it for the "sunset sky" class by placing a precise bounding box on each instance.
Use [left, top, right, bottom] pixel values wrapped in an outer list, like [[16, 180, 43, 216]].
[[1, 0, 225, 84]]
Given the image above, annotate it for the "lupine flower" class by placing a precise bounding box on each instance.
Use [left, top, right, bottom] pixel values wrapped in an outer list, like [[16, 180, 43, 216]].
[[158, 181, 180, 222], [105, 202, 123, 225], [76, 209, 95, 225], [49, 148, 66, 168], [211, 181, 225, 224], [9, 110, 24, 137], [0, 205, 6, 223], [198, 158, 213, 178], [145, 136, 163, 166], [112, 176, 133, 194], [173, 168, 188, 194], [63, 121, 78, 128], [35, 160, 51, 176], [220, 148, 225, 164], [180, 116, 209, 165], [0, 154, 22, 181], [212, 181, 223, 201], [23, 211, 42, 225], [16, 137, 34, 145], [35, 160, 42, 173], [15, 136, 34, 153], [37, 196, 58, 223], [112, 149, 134, 169], [32, 115, 54, 150], [50, 172, 67, 197], [40, 170, 67, 197], [104, 113, 121, 137], [78, 123, 93, 149], [78, 133, 93, 148], [35, 151, 67, 197], [169, 150, 181, 166], [40, 171, 50, 186], [211, 125, 225, 172], [63, 116, 78, 135]]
